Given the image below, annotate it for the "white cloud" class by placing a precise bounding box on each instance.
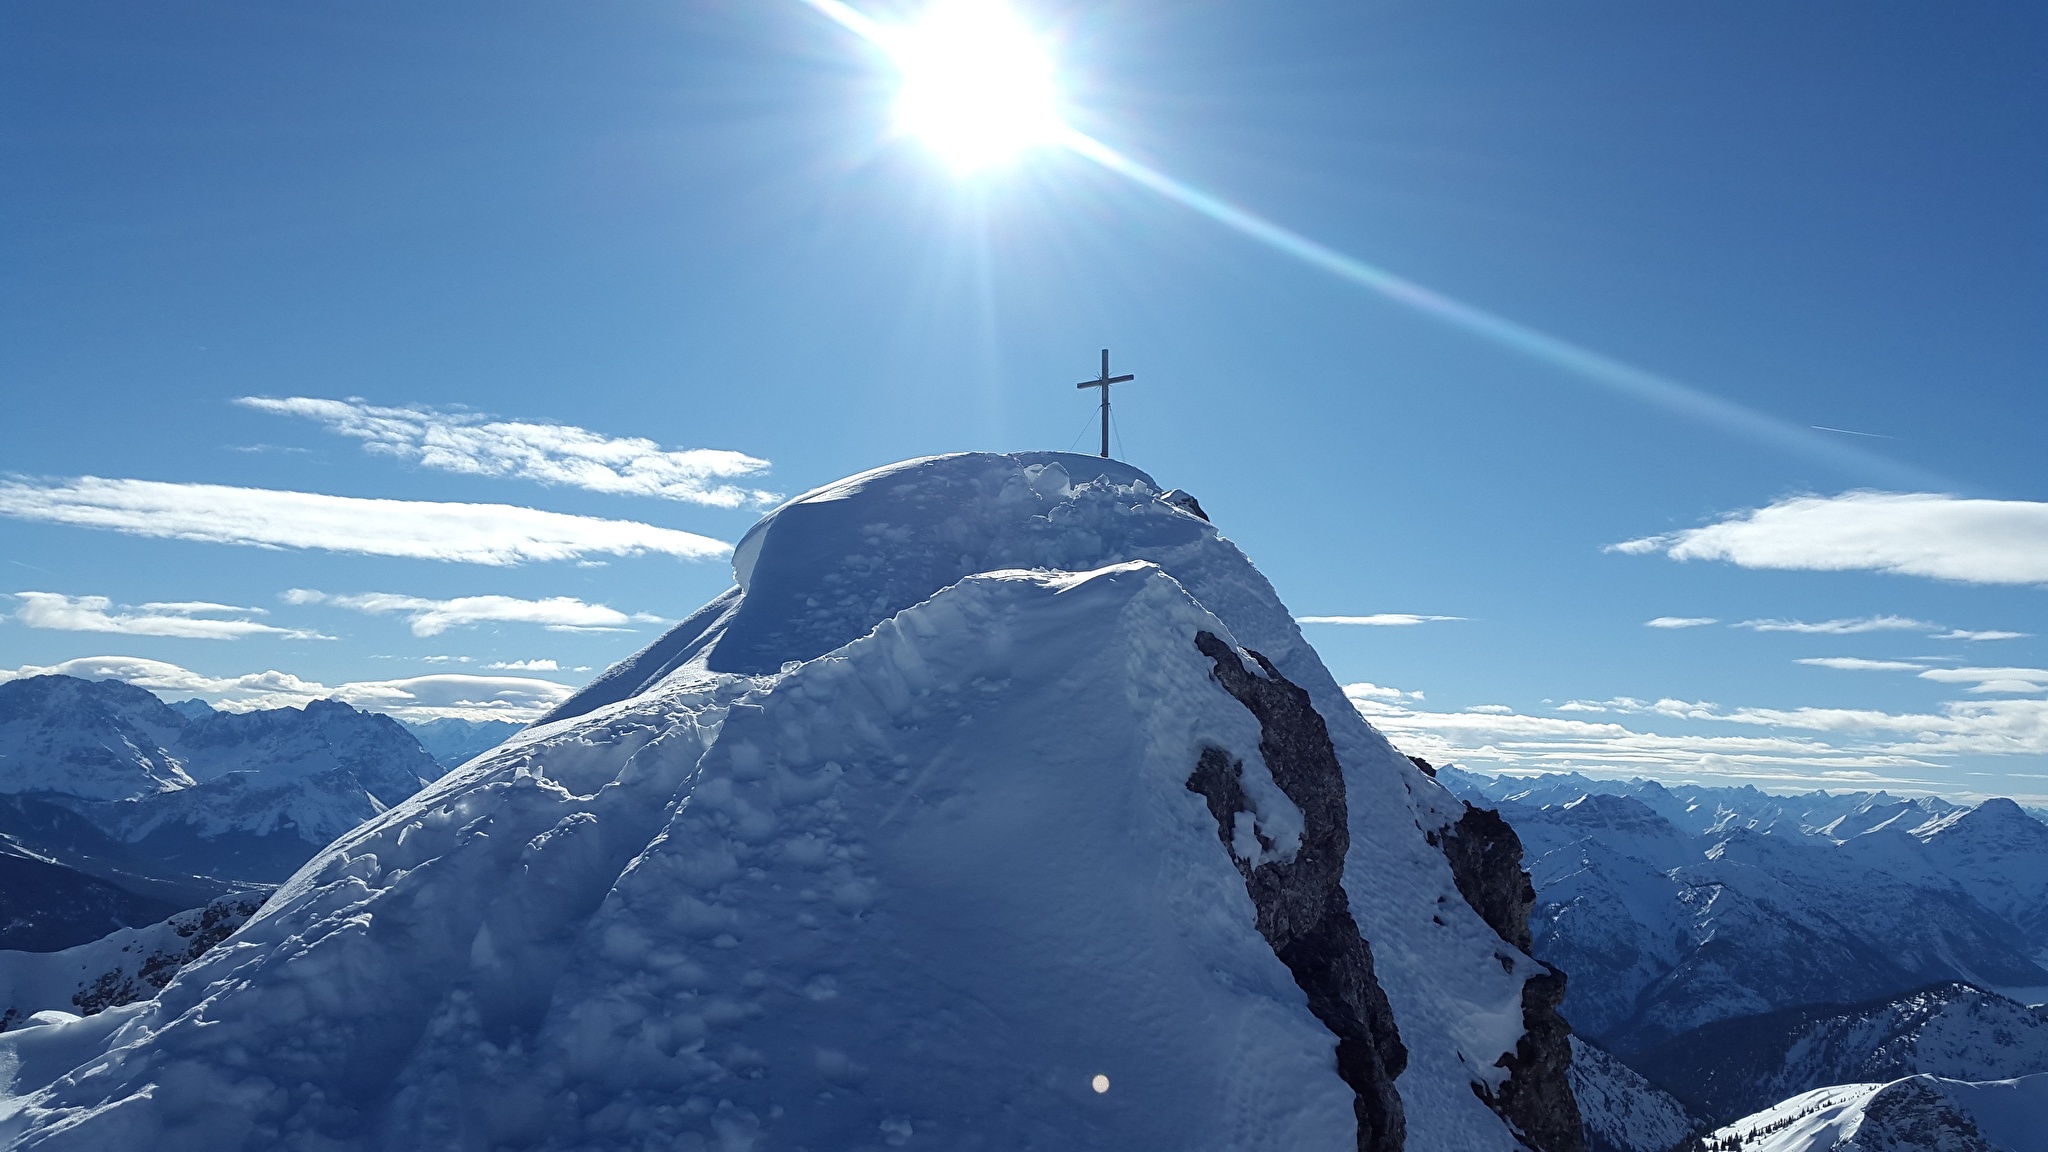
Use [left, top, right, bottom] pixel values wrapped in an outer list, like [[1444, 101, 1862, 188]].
[[1646, 616, 1718, 629], [1916, 667, 2048, 695], [1935, 629, 2030, 642], [10, 592, 327, 641], [0, 656, 573, 722], [1349, 686, 1930, 787], [1614, 491, 2048, 585], [0, 477, 729, 566], [324, 675, 574, 723], [1345, 682, 2048, 797], [0, 656, 330, 709], [238, 396, 779, 509], [1734, 615, 1931, 634], [135, 600, 266, 615], [487, 659, 560, 671], [1345, 682, 1425, 701], [1295, 614, 1464, 626], [1798, 657, 1925, 672], [290, 589, 659, 636]]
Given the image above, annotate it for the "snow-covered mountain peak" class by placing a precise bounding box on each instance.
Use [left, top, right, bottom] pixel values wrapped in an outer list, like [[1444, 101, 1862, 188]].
[[0, 454, 1582, 1151], [542, 451, 1329, 730], [0, 675, 194, 801], [1816, 795, 1939, 842], [1916, 797, 2045, 846], [1555, 793, 1671, 834]]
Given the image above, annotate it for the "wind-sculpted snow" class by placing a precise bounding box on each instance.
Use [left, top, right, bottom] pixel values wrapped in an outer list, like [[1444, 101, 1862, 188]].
[[539, 453, 1314, 720], [0, 453, 1565, 1151]]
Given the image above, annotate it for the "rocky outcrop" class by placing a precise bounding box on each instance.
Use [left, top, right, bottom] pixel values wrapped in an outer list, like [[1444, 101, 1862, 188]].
[[1187, 631, 1408, 1152], [70, 892, 266, 1015], [1438, 806, 1536, 953], [1438, 802, 1586, 1152]]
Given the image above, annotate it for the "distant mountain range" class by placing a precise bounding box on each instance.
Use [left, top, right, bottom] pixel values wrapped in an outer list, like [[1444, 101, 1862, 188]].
[[0, 675, 536, 961], [1634, 981, 2048, 1124], [1442, 766, 2048, 1142], [5, 662, 2045, 1150], [399, 716, 524, 770], [0, 675, 439, 896]]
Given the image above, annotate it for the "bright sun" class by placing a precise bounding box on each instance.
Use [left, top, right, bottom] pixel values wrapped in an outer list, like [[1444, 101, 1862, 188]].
[[889, 0, 1063, 171]]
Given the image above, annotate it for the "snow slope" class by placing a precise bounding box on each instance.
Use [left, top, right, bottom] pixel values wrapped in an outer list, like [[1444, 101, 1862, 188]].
[[1702, 1073, 2048, 1152], [0, 453, 1567, 1151]]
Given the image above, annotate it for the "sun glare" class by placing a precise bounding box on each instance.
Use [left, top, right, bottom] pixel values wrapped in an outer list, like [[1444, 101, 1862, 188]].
[[889, 0, 1063, 171]]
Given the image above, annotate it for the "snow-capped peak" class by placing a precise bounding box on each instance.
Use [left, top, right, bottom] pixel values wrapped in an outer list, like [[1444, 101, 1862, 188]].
[[0, 452, 1577, 1152]]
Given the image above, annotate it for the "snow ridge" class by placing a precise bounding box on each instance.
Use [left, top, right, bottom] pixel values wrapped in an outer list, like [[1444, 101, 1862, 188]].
[[1703, 1072, 2048, 1152]]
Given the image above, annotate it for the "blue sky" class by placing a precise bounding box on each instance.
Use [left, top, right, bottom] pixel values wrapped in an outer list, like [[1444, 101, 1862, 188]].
[[3, 0, 2045, 800]]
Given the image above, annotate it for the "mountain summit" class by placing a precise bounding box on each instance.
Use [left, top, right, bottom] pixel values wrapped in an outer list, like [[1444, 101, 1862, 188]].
[[0, 453, 1579, 1151]]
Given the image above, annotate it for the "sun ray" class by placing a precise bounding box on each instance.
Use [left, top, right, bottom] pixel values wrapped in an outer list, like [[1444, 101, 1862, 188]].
[[795, 0, 1946, 489]]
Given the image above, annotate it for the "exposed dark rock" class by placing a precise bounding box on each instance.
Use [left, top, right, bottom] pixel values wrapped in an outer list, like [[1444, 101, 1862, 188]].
[[1406, 755, 1437, 778], [1440, 802, 1586, 1152], [70, 893, 267, 1016], [1160, 488, 1210, 521], [1440, 806, 1537, 953], [1852, 1079, 1992, 1152], [1188, 630, 1407, 1152]]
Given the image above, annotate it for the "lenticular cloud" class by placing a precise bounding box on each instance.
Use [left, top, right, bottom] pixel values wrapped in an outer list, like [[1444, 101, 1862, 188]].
[[1614, 491, 2048, 586], [238, 396, 780, 508], [0, 477, 730, 566]]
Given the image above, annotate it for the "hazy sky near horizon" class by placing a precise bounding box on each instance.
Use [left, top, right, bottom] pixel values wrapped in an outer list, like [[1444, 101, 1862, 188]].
[[3, 1, 2045, 800]]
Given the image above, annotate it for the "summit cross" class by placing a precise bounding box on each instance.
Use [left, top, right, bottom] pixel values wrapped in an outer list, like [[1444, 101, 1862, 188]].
[[1073, 348, 1134, 459]]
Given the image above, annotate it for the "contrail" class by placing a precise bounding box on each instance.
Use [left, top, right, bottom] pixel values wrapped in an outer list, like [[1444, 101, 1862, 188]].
[[797, 0, 1946, 489]]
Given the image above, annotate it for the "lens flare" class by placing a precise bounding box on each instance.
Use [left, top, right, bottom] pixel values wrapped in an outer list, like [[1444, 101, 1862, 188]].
[[881, 0, 1064, 170]]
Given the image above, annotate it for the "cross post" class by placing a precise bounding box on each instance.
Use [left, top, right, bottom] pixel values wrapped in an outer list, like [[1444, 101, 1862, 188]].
[[1073, 348, 1134, 458]]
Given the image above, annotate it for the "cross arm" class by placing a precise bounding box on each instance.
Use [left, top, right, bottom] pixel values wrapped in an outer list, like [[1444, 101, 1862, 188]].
[[1075, 374, 1135, 389]]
